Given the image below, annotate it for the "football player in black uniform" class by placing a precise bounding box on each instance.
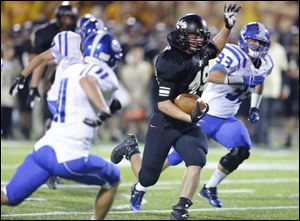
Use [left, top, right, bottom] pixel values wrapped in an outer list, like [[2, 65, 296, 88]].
[[111, 4, 241, 220], [27, 1, 78, 109]]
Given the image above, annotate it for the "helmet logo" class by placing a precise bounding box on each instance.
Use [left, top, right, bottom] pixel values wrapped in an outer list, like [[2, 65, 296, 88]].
[[176, 20, 188, 29], [111, 39, 121, 53]]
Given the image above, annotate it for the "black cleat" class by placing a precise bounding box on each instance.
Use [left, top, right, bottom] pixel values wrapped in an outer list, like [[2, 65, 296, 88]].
[[170, 205, 189, 220], [110, 134, 140, 164]]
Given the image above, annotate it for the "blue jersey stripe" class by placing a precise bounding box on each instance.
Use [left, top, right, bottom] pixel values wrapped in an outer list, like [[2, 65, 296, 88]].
[[224, 45, 241, 69], [58, 33, 62, 55], [60, 79, 68, 122], [100, 73, 109, 79], [53, 80, 64, 122], [231, 44, 247, 68], [64, 32, 68, 57]]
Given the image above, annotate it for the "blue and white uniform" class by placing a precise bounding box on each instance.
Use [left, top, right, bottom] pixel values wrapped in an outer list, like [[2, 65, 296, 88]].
[[168, 42, 274, 165], [4, 60, 120, 206]]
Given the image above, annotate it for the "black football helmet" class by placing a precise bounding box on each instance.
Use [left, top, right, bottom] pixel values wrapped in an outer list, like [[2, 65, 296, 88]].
[[170, 13, 210, 54], [55, 1, 78, 31]]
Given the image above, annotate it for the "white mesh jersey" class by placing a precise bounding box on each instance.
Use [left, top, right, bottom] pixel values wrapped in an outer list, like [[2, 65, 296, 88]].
[[47, 31, 83, 101], [35, 61, 119, 163], [202, 43, 274, 118]]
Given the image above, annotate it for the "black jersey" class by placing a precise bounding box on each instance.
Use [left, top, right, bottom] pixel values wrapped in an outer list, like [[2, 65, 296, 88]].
[[154, 40, 218, 111], [32, 21, 60, 54]]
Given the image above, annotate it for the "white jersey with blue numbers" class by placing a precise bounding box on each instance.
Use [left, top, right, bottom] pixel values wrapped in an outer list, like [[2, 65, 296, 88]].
[[47, 31, 83, 102], [35, 61, 119, 163], [202, 43, 274, 118]]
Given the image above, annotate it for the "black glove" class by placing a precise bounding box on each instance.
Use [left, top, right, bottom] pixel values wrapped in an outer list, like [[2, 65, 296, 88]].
[[224, 3, 241, 29], [190, 101, 209, 123], [83, 111, 111, 127], [9, 75, 26, 96], [26, 87, 41, 108], [109, 99, 122, 114]]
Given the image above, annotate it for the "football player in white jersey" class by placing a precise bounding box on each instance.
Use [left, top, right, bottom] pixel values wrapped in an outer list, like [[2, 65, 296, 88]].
[[1, 31, 123, 220], [166, 22, 274, 208], [8, 16, 108, 190]]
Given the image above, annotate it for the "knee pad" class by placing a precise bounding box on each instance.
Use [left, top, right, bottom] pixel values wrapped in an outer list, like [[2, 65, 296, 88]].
[[220, 147, 250, 172], [167, 150, 183, 166], [138, 166, 161, 187]]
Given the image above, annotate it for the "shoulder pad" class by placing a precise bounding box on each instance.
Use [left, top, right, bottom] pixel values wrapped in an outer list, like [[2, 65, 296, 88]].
[[216, 43, 248, 70], [156, 50, 185, 80]]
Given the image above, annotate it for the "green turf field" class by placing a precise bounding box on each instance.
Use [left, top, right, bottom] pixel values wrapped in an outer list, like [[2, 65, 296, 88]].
[[1, 140, 299, 220]]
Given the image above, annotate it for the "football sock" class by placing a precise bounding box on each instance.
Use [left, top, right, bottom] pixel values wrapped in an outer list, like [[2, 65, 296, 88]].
[[135, 182, 147, 192], [205, 168, 227, 188], [176, 197, 193, 209]]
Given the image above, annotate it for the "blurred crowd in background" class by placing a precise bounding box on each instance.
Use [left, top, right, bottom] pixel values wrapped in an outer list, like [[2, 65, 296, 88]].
[[1, 1, 299, 149]]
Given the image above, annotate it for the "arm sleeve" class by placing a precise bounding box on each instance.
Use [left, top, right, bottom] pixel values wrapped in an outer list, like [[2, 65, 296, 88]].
[[32, 29, 48, 54], [84, 64, 119, 94]]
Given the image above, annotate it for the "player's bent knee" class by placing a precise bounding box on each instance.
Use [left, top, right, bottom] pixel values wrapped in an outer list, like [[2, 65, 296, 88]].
[[139, 167, 161, 187], [220, 147, 250, 172], [167, 150, 183, 166], [185, 148, 206, 168]]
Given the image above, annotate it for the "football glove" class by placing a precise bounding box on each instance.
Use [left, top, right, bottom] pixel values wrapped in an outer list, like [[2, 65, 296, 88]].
[[9, 75, 26, 96], [109, 99, 122, 114], [190, 101, 209, 123], [83, 111, 111, 127], [27, 87, 41, 108], [224, 3, 241, 29], [248, 107, 260, 124]]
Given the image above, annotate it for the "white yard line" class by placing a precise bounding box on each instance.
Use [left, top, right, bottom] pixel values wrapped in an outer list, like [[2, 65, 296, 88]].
[[2, 161, 299, 171], [1, 178, 298, 188], [1, 205, 298, 217]]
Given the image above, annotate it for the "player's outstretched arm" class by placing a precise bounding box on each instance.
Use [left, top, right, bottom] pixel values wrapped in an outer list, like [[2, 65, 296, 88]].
[[23, 49, 54, 79], [212, 4, 241, 53], [9, 50, 53, 96]]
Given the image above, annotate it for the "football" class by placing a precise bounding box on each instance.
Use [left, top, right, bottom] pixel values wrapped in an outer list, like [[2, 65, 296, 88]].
[[174, 93, 207, 114]]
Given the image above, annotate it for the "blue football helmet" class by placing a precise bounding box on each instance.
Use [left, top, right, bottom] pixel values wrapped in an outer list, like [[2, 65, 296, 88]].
[[79, 17, 107, 41], [76, 14, 94, 32], [239, 22, 271, 59], [82, 31, 123, 68]]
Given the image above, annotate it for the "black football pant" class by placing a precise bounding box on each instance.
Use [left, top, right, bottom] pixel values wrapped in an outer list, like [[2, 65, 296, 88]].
[[138, 113, 208, 187]]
